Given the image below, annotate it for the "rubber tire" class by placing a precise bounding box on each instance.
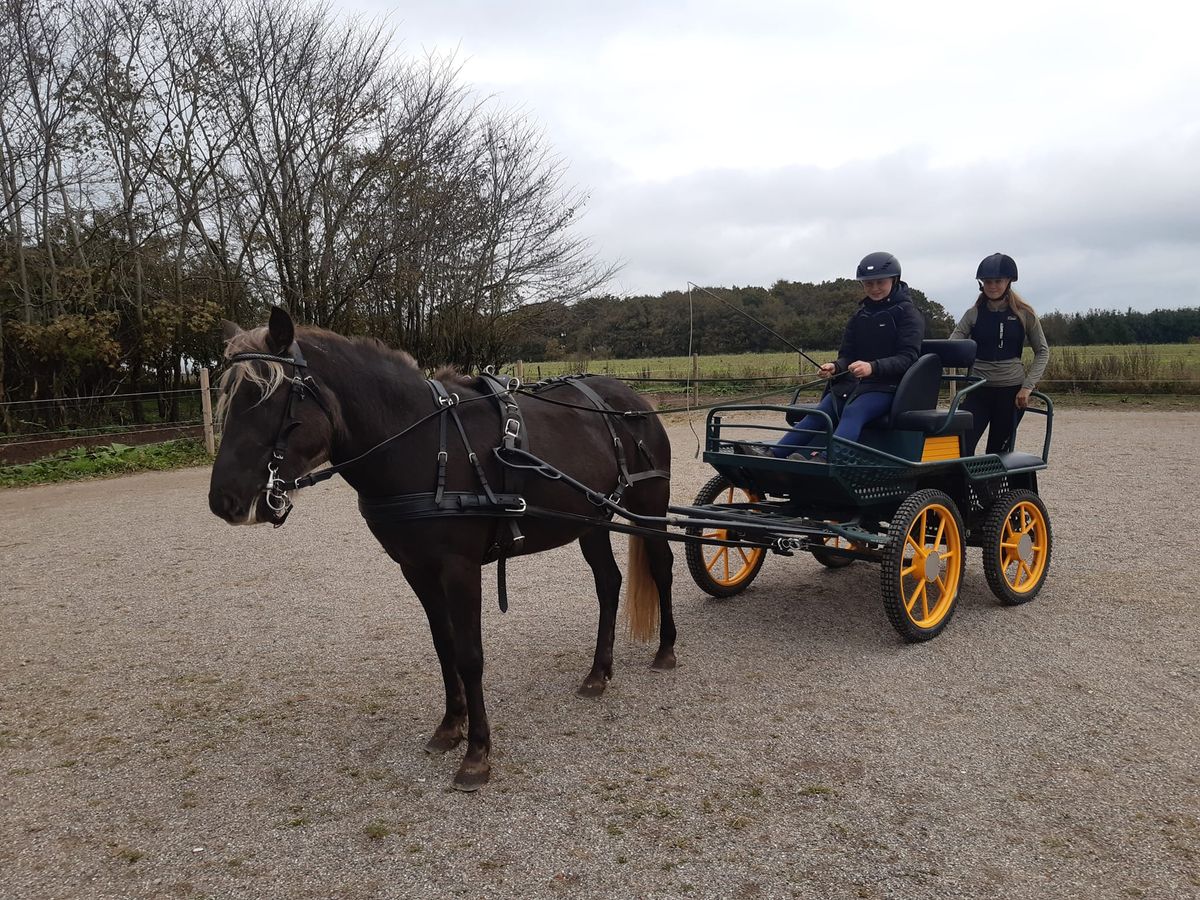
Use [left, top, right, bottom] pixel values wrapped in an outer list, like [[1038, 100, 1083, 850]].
[[812, 539, 856, 570], [981, 489, 1052, 606], [685, 474, 767, 598], [880, 489, 965, 643]]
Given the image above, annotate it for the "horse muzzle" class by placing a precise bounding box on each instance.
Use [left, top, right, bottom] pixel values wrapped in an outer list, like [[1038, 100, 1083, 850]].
[[208, 483, 289, 526]]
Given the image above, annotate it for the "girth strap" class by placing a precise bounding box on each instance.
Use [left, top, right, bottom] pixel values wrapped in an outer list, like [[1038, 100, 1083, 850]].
[[358, 490, 526, 525]]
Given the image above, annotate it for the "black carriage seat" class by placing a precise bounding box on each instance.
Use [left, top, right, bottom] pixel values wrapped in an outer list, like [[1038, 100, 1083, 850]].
[[782, 339, 977, 457], [886, 339, 977, 436]]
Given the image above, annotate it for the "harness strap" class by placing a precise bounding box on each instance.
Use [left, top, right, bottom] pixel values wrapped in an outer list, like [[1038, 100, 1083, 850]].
[[564, 377, 669, 502], [480, 371, 529, 613], [427, 380, 452, 506], [430, 378, 506, 509]]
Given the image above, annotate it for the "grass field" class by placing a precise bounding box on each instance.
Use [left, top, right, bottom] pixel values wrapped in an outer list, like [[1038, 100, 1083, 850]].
[[522, 344, 1200, 395]]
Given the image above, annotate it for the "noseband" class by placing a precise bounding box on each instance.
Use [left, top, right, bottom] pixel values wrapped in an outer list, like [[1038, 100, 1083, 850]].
[[226, 342, 331, 526]]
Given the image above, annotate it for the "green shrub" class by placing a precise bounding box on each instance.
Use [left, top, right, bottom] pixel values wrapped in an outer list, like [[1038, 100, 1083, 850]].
[[0, 439, 210, 488]]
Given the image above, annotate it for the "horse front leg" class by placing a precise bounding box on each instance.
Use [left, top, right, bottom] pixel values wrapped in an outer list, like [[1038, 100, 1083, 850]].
[[578, 528, 621, 697], [402, 564, 467, 753], [441, 560, 491, 791]]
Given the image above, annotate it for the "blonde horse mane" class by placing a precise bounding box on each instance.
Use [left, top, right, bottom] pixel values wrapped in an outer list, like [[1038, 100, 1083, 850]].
[[214, 327, 288, 426]]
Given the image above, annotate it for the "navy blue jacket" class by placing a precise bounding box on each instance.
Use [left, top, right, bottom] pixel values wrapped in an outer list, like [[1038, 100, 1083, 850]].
[[834, 282, 926, 394]]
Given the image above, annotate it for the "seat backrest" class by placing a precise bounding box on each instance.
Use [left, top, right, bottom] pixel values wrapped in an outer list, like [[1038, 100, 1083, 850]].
[[921, 338, 976, 370], [886, 353, 942, 427]]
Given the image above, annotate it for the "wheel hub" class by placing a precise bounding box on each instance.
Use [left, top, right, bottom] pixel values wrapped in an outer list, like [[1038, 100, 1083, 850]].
[[923, 551, 942, 582], [1017, 533, 1034, 564]]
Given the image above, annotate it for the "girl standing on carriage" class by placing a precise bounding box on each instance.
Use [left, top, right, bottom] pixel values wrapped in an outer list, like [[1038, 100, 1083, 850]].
[[739, 251, 924, 458], [950, 253, 1050, 455]]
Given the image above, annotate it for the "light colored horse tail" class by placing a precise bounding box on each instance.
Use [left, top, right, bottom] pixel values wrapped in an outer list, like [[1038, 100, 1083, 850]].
[[623, 535, 660, 643]]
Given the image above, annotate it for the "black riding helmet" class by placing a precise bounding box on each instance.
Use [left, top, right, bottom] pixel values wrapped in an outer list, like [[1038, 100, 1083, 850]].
[[976, 252, 1018, 282], [856, 251, 901, 281]]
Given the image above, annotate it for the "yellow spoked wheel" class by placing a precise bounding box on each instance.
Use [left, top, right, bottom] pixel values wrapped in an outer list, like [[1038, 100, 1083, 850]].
[[880, 489, 965, 642], [812, 534, 859, 569], [981, 490, 1052, 605], [685, 475, 767, 598]]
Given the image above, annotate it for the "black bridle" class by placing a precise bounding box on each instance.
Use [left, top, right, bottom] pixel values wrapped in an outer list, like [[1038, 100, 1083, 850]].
[[223, 344, 499, 526], [226, 342, 333, 526]]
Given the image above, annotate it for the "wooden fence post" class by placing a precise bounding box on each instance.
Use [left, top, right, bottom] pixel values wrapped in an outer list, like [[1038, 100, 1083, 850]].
[[516, 359, 525, 381], [691, 353, 700, 406], [199, 367, 215, 456]]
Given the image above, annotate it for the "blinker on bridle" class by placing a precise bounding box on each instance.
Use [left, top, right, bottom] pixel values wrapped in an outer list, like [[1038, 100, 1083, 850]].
[[226, 341, 330, 527]]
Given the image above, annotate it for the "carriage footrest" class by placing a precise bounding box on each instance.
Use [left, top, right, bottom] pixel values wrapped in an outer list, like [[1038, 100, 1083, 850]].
[[995, 451, 1045, 471]]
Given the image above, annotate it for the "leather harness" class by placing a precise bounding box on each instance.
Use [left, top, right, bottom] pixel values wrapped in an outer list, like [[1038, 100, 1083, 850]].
[[227, 348, 669, 613]]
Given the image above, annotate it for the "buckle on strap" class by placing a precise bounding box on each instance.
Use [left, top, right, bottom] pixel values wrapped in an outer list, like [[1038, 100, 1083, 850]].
[[504, 418, 521, 439]]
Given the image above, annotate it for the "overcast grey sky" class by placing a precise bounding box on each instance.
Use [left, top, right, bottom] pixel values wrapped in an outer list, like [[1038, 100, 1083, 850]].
[[352, 0, 1199, 315]]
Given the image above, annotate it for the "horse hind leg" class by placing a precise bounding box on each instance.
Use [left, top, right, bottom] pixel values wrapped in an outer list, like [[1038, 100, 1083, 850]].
[[642, 531, 677, 670], [625, 481, 676, 671], [578, 528, 621, 697]]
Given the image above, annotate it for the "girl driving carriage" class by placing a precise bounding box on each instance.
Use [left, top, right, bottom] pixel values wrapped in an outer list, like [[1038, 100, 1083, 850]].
[[737, 251, 925, 459]]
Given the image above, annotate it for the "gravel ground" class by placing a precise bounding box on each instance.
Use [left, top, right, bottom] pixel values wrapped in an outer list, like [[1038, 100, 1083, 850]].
[[1, 409, 1197, 900]]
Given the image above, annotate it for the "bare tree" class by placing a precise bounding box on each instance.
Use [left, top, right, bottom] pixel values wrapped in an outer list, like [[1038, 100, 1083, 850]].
[[1, 0, 616, 430]]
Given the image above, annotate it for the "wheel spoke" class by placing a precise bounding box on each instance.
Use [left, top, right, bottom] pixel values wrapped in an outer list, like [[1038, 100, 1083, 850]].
[[706, 548, 728, 574], [917, 510, 928, 545], [905, 535, 925, 557], [905, 580, 923, 614], [920, 581, 930, 619], [901, 563, 919, 578], [933, 516, 946, 550], [737, 547, 751, 565]]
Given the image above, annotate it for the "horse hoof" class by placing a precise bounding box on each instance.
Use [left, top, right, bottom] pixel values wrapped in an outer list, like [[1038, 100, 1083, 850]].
[[453, 763, 490, 792], [424, 729, 464, 753], [650, 650, 677, 671], [576, 675, 609, 698]]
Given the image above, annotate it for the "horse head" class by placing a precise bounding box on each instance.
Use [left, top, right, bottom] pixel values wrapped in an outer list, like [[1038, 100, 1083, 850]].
[[208, 307, 339, 526]]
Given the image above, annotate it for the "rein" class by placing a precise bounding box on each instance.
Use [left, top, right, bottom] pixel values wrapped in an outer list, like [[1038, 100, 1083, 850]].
[[226, 348, 815, 525], [518, 375, 829, 416]]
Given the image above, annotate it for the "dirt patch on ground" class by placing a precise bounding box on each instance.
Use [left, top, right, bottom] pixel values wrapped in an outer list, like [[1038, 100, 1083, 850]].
[[1, 410, 1197, 899]]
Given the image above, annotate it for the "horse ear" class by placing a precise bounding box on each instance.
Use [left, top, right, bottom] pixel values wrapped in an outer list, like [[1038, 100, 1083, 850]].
[[267, 306, 295, 352], [220, 319, 242, 343]]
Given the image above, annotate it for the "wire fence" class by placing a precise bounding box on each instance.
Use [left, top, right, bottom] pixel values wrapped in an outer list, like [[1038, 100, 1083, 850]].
[[3, 357, 1199, 471]]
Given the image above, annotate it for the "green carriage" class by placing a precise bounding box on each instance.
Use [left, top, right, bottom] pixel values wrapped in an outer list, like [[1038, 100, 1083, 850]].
[[682, 339, 1053, 641]]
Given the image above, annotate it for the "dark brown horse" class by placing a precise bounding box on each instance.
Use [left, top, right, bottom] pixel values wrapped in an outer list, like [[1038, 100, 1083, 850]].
[[208, 308, 676, 790]]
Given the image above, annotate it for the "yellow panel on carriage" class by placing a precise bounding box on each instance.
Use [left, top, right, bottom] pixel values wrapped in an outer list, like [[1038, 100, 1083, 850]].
[[921, 435, 960, 462]]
